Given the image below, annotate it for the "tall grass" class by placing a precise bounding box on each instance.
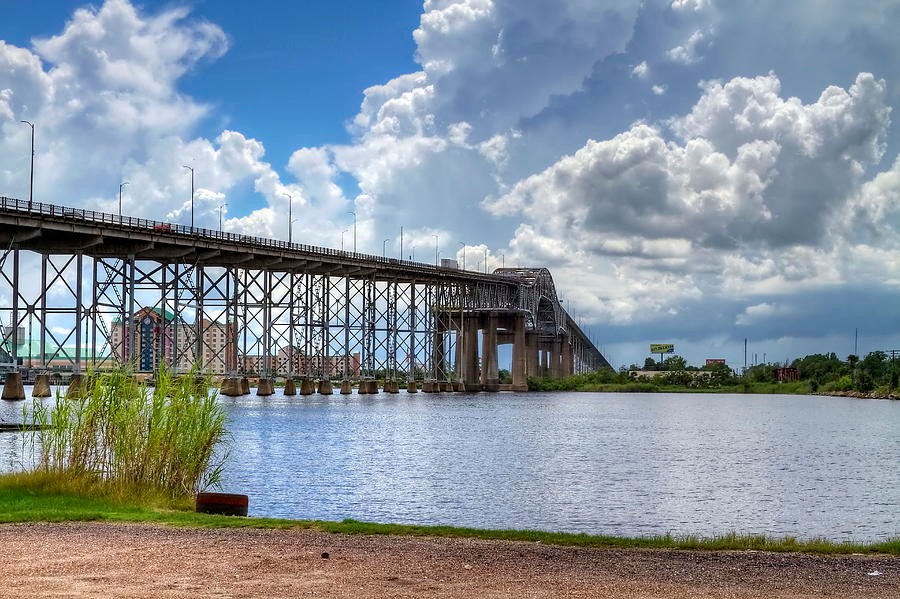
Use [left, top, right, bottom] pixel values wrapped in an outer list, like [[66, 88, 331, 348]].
[[25, 366, 229, 498]]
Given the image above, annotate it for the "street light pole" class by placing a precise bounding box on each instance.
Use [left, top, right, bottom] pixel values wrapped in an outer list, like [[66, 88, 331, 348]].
[[182, 165, 194, 227], [347, 211, 357, 253], [484, 248, 488, 273], [20, 120, 34, 209], [283, 193, 293, 243], [218, 203, 227, 231], [458, 242, 466, 270], [382, 238, 390, 258], [118, 181, 129, 216], [341, 229, 348, 251], [400, 226, 403, 261], [433, 235, 439, 266]]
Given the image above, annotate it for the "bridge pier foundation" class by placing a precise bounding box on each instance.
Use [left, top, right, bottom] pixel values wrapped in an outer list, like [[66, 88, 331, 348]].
[[481, 312, 500, 392], [511, 315, 527, 391]]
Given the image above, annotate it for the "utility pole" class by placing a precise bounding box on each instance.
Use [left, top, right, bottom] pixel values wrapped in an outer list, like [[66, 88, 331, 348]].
[[118, 181, 129, 216], [20, 120, 34, 209], [348, 211, 357, 253], [283, 193, 293, 243], [182, 165, 194, 227]]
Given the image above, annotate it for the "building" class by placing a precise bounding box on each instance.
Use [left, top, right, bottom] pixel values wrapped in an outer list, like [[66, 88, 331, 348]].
[[774, 367, 800, 382], [110, 307, 236, 374], [242, 348, 361, 378]]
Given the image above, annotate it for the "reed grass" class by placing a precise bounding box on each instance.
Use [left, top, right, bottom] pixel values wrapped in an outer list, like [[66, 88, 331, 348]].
[[24, 365, 228, 498]]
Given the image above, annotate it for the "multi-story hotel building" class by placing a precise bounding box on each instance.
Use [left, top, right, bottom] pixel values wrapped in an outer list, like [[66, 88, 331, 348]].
[[110, 307, 236, 374]]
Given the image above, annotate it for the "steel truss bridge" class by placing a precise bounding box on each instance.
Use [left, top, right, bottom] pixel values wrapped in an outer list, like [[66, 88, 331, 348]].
[[0, 197, 609, 392]]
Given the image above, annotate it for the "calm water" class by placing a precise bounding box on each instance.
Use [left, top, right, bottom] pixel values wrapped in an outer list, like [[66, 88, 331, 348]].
[[2, 388, 899, 541]]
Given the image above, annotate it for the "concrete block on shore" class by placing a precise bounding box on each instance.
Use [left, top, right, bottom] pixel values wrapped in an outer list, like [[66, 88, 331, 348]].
[[283, 379, 297, 396], [32, 374, 52, 398]]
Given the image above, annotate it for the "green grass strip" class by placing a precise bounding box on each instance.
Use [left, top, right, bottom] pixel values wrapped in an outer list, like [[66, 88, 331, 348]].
[[2, 472, 897, 555]]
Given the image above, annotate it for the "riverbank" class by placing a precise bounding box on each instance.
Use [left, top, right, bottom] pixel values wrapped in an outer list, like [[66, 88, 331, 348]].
[[1, 522, 897, 598]]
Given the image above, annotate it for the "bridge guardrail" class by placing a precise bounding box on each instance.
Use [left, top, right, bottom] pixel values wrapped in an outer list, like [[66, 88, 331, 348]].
[[0, 196, 510, 283]]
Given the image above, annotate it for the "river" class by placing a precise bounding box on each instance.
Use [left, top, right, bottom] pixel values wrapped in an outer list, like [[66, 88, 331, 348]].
[[2, 388, 898, 541]]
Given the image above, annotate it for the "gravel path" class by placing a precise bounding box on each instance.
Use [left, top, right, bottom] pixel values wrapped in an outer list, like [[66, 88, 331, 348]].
[[0, 522, 897, 598]]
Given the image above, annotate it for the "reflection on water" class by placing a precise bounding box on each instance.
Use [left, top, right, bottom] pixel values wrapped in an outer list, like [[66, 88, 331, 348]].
[[3, 388, 899, 541]]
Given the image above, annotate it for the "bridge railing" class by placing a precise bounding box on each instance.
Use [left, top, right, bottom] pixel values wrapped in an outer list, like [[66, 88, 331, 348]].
[[0, 196, 507, 282]]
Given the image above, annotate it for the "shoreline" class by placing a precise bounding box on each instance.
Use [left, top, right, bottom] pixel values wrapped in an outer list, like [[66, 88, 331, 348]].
[[1, 521, 897, 598]]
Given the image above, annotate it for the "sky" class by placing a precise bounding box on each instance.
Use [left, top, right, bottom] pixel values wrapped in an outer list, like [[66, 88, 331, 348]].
[[1, 0, 899, 369]]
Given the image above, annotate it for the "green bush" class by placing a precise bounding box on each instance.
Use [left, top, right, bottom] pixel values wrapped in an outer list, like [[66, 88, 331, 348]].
[[25, 366, 228, 498]]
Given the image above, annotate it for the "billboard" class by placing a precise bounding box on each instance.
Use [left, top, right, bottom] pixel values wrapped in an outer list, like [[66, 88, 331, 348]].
[[650, 344, 675, 354], [706, 359, 726, 365]]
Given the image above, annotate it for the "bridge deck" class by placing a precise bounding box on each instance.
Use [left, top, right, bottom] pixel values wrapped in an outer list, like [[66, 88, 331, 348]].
[[0, 197, 517, 285]]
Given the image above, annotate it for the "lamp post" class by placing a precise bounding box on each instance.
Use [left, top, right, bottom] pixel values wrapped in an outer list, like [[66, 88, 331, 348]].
[[218, 203, 227, 231], [382, 238, 390, 258], [20, 120, 34, 209], [458, 242, 466, 270], [341, 229, 348, 251], [410, 244, 415, 261], [283, 193, 293, 243], [484, 248, 488, 273], [118, 181, 129, 216], [182, 165, 194, 227], [347, 211, 357, 253], [433, 235, 439, 266]]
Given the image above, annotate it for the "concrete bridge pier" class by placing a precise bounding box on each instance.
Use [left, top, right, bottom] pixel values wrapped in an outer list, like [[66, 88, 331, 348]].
[[32, 374, 52, 398], [256, 378, 275, 396], [220, 377, 242, 397], [339, 379, 352, 394], [511, 315, 528, 391], [526, 332, 539, 380], [283, 378, 297, 396], [562, 340, 574, 376], [481, 312, 500, 392], [240, 377, 251, 395], [1, 372, 25, 400]]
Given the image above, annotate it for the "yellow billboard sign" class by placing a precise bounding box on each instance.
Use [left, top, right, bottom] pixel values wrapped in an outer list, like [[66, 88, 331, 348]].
[[650, 344, 675, 354]]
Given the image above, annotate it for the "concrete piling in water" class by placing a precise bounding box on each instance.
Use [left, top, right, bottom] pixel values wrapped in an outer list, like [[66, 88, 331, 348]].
[[66, 374, 86, 399], [283, 379, 297, 396], [366, 380, 378, 394], [240, 377, 250, 395], [453, 381, 465, 392], [439, 381, 451, 392], [422, 381, 434, 393], [256, 378, 275, 396], [318, 379, 333, 394], [300, 378, 315, 395], [32, 374, 52, 398], [1, 372, 25, 401], [219, 377, 242, 397], [385, 380, 399, 394], [339, 379, 352, 394], [406, 380, 418, 393]]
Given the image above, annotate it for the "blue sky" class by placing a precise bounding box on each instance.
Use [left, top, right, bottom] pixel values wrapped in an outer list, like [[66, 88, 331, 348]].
[[1, 0, 899, 368]]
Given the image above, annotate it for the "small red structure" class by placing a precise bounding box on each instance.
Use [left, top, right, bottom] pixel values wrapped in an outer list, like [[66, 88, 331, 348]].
[[774, 367, 800, 382]]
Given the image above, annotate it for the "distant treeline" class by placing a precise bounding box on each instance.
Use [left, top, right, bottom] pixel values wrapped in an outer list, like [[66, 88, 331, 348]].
[[530, 351, 899, 394]]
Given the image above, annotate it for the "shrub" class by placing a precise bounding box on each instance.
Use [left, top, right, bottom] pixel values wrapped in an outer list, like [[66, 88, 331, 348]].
[[25, 366, 228, 498]]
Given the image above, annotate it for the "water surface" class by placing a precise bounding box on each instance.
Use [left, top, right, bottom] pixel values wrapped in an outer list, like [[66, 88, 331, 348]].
[[3, 389, 898, 541]]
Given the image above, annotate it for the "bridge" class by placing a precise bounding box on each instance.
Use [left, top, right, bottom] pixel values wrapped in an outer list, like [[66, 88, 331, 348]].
[[0, 196, 609, 397]]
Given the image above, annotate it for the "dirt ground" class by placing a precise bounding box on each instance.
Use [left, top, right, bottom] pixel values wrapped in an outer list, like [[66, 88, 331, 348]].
[[0, 522, 897, 598]]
